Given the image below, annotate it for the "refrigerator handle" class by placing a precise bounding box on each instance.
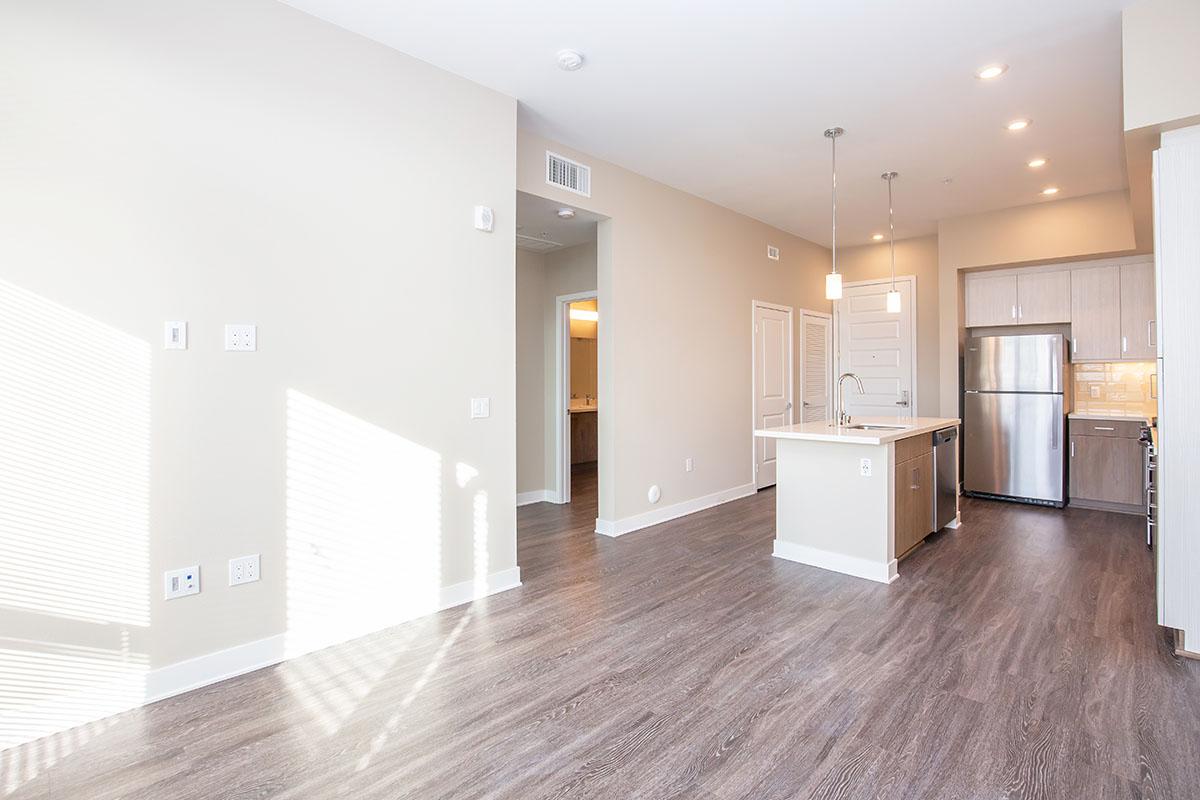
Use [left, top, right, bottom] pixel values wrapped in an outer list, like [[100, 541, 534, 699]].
[[1052, 419, 1058, 450]]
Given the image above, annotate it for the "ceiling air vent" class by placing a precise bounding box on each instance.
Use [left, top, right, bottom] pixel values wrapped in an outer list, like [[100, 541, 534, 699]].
[[546, 151, 591, 197], [517, 233, 564, 253]]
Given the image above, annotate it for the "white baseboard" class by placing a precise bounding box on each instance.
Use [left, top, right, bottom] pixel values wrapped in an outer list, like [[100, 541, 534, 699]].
[[517, 490, 555, 507], [596, 482, 756, 538], [772, 539, 898, 584], [144, 566, 520, 711]]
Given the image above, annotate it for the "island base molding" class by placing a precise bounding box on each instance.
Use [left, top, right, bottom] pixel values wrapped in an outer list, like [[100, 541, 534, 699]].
[[773, 540, 899, 584]]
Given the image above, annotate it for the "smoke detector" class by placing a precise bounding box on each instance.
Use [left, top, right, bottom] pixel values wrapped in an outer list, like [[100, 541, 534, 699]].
[[557, 208, 576, 219], [556, 49, 584, 71]]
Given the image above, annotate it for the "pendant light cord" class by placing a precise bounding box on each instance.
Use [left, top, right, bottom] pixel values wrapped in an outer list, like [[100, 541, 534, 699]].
[[830, 134, 838, 276], [887, 174, 896, 290]]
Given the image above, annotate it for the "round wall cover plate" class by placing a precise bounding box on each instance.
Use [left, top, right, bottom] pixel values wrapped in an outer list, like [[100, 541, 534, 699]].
[[647, 485, 661, 504]]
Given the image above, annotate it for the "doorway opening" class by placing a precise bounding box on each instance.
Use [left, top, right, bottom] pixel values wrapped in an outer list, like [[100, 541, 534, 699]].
[[515, 190, 604, 512]]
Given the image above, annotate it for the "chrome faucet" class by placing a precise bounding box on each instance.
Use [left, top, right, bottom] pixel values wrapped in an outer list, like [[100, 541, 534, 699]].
[[836, 372, 866, 427]]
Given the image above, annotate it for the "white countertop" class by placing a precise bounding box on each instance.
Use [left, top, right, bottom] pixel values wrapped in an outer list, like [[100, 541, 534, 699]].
[[1068, 409, 1154, 425], [755, 416, 960, 445], [568, 401, 597, 414]]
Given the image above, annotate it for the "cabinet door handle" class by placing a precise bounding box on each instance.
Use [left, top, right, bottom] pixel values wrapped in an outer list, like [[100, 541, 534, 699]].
[[1093, 426, 1115, 431], [1070, 441, 1075, 458], [1011, 305, 1017, 320], [1072, 338, 1078, 356], [1018, 304, 1023, 319], [911, 467, 920, 490], [1122, 336, 1128, 354]]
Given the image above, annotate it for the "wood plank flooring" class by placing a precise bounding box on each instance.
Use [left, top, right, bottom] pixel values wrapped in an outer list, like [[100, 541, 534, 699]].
[[5, 462, 1199, 799]]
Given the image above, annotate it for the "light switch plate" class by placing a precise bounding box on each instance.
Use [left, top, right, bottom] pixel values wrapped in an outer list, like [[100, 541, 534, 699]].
[[164, 566, 200, 599], [859, 458, 872, 477], [470, 397, 490, 419], [224, 324, 257, 351], [164, 321, 187, 350], [228, 554, 260, 586]]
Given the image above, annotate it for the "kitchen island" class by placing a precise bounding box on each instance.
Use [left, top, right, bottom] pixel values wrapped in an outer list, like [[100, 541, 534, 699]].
[[755, 417, 961, 583]]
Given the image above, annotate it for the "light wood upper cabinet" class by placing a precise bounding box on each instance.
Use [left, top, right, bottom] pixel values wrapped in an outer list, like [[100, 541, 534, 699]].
[[1070, 265, 1122, 360], [1119, 262, 1156, 360], [965, 273, 1017, 327], [1016, 270, 1072, 324]]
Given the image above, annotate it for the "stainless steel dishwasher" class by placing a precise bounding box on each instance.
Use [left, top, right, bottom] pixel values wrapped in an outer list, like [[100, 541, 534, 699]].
[[933, 427, 958, 530]]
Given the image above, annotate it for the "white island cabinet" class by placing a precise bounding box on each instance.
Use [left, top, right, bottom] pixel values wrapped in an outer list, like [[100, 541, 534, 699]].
[[755, 417, 960, 584]]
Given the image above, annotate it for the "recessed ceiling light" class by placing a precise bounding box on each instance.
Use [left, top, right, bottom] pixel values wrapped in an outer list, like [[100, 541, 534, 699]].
[[1041, 186, 1060, 196], [556, 49, 584, 71], [1027, 157, 1048, 168], [556, 208, 576, 219], [1006, 119, 1031, 131], [872, 233, 884, 241], [976, 63, 1008, 80]]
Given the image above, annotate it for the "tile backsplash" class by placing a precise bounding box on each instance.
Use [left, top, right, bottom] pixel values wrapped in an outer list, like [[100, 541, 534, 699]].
[[1073, 361, 1157, 417]]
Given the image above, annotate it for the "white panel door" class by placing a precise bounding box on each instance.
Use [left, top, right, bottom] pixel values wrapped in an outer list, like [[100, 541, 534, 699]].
[[836, 280, 915, 419], [800, 312, 832, 422], [753, 303, 793, 489]]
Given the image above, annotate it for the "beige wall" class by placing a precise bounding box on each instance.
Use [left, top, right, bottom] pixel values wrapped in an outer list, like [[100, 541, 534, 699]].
[[1122, 0, 1200, 134], [516, 249, 548, 494], [515, 242, 598, 496], [837, 235, 940, 417], [517, 132, 830, 525], [0, 0, 517, 741], [935, 191, 1139, 415]]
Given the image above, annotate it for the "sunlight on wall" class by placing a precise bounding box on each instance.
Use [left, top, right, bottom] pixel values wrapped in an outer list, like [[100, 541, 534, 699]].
[[0, 280, 151, 759], [285, 390, 442, 656]]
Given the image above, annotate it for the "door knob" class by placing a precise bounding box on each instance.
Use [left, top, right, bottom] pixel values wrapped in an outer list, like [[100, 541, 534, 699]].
[[895, 390, 910, 407]]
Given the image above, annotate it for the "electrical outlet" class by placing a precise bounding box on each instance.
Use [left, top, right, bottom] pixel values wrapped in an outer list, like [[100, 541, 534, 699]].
[[224, 324, 257, 351], [470, 397, 490, 419], [1090, 385, 1101, 399], [859, 458, 872, 477], [164, 566, 200, 599], [228, 554, 260, 586], [684, 457, 694, 472]]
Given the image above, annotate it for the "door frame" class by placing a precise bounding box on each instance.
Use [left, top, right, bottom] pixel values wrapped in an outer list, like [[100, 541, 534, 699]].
[[833, 275, 919, 416], [798, 308, 834, 422], [750, 300, 795, 489], [555, 290, 597, 504]]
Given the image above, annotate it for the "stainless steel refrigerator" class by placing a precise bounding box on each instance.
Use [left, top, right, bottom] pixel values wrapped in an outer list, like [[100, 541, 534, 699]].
[[963, 333, 1068, 506]]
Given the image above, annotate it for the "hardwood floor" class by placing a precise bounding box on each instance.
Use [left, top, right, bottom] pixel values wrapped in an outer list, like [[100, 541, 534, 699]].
[[6, 464, 1200, 799]]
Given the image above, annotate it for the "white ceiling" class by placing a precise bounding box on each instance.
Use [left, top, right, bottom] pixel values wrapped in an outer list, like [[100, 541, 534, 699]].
[[516, 190, 601, 251], [283, 0, 1132, 247]]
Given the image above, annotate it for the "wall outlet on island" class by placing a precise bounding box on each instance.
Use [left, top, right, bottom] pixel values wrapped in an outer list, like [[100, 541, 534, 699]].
[[684, 457, 694, 472], [859, 458, 872, 477]]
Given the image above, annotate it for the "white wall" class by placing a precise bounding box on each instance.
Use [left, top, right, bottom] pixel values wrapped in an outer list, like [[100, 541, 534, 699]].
[[0, 0, 517, 748], [517, 133, 831, 530]]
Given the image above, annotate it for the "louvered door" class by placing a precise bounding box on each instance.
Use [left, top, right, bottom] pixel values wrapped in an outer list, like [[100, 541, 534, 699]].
[[800, 312, 832, 422]]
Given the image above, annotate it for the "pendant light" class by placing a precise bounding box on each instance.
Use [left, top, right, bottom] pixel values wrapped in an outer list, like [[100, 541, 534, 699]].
[[882, 170, 901, 313], [824, 127, 845, 300]]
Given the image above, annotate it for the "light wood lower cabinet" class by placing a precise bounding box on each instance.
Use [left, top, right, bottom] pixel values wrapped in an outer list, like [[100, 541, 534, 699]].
[[570, 412, 597, 464], [1068, 421, 1145, 510], [894, 447, 933, 558]]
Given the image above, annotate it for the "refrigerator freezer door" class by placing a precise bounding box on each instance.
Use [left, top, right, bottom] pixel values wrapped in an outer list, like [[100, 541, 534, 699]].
[[964, 334, 1064, 393], [964, 391, 1065, 504]]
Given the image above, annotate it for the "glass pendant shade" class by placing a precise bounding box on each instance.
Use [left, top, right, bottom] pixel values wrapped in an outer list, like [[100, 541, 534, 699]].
[[826, 272, 843, 300], [886, 289, 901, 313]]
